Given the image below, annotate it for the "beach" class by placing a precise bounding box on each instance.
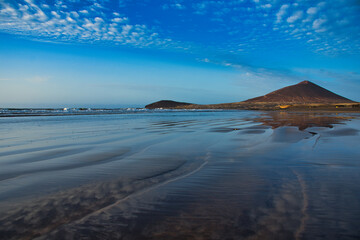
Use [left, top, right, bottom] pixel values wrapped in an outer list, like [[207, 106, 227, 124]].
[[0, 110, 360, 240]]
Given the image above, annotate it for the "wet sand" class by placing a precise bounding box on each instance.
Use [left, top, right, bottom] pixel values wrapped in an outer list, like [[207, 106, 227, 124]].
[[0, 111, 359, 240]]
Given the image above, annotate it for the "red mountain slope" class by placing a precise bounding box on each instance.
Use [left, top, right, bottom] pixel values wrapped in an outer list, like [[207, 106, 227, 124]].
[[244, 81, 354, 103]]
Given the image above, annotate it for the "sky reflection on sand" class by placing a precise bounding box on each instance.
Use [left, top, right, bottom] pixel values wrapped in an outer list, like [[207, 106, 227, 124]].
[[0, 111, 359, 240]]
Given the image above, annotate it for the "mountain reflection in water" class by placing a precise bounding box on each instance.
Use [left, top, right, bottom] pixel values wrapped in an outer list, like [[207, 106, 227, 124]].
[[251, 111, 355, 130]]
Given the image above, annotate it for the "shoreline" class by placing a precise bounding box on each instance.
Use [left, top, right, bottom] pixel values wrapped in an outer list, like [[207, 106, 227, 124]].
[[1, 103, 360, 118], [169, 102, 360, 112], [1, 108, 360, 118]]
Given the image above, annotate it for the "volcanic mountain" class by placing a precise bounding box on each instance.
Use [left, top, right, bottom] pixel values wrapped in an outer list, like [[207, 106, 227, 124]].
[[145, 100, 192, 109], [244, 81, 354, 104]]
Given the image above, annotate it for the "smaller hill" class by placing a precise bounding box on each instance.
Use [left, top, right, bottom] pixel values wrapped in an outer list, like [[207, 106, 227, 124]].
[[244, 81, 354, 104], [145, 100, 192, 109]]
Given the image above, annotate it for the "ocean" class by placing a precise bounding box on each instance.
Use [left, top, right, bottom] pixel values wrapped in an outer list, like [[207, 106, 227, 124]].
[[0, 110, 359, 240]]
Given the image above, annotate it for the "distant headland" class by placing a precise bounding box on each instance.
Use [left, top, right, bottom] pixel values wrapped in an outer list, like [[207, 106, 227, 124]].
[[145, 81, 359, 111], [145, 100, 192, 109]]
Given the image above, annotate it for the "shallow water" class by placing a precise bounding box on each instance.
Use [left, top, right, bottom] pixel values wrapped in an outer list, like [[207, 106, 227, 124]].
[[0, 111, 359, 240]]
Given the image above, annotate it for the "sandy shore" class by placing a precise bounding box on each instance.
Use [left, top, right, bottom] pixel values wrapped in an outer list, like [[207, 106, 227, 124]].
[[0, 111, 360, 240]]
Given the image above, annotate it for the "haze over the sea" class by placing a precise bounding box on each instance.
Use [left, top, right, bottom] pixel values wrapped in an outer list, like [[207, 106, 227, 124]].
[[0, 0, 359, 107]]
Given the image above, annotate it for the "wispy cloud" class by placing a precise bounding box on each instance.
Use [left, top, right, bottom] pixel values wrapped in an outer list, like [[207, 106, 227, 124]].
[[1, 0, 359, 57], [162, 0, 186, 10], [0, 0, 172, 48], [272, 0, 360, 55], [1, 0, 359, 76], [287, 11, 303, 23], [195, 57, 304, 97], [26, 76, 51, 84], [276, 4, 289, 23]]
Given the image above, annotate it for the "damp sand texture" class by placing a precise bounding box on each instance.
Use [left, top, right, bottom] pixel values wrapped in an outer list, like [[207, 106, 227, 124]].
[[0, 111, 360, 240]]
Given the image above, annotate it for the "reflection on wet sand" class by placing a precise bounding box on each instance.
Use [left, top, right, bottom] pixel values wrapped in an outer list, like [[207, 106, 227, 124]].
[[251, 111, 354, 130], [0, 111, 359, 240], [0, 156, 204, 240]]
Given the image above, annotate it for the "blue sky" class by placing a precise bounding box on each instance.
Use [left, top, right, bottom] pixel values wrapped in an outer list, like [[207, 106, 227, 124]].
[[0, 0, 359, 107]]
